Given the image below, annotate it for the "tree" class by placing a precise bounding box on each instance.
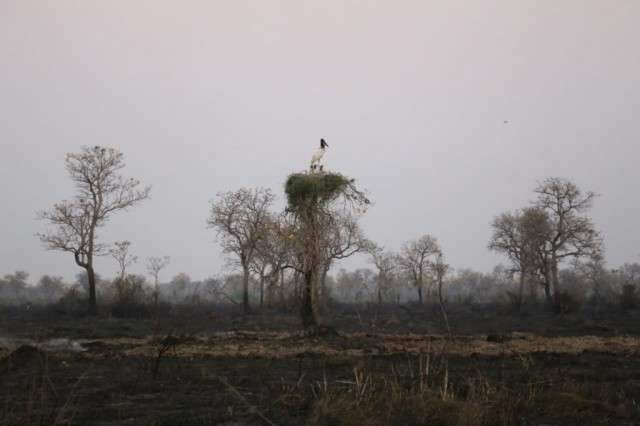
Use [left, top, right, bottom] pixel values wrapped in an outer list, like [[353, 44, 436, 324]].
[[37, 275, 66, 302], [489, 207, 550, 308], [285, 172, 369, 330], [169, 273, 192, 302], [618, 262, 640, 287], [447, 268, 483, 304], [110, 241, 139, 304], [113, 274, 148, 307], [0, 271, 29, 303], [335, 268, 376, 303], [432, 252, 451, 334], [74, 271, 102, 294], [202, 276, 239, 305], [319, 212, 370, 306], [397, 235, 440, 304], [368, 244, 397, 304], [2, 271, 29, 292], [37, 146, 151, 315], [614, 262, 640, 310], [533, 178, 603, 305], [146, 256, 170, 306], [110, 241, 137, 281], [251, 212, 295, 307], [207, 187, 275, 314]]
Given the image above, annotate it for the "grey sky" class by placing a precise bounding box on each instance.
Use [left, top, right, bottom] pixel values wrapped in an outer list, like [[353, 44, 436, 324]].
[[1, 1, 639, 283]]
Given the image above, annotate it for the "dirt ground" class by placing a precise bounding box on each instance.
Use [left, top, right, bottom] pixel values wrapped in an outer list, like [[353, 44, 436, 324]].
[[1, 303, 640, 425]]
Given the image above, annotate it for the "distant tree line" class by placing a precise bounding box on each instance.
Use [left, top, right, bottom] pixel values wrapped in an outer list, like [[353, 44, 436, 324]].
[[27, 146, 640, 324]]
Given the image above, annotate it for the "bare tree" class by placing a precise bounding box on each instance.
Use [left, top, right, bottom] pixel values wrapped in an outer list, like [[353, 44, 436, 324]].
[[249, 258, 269, 308], [368, 243, 397, 304], [251, 212, 295, 307], [37, 275, 66, 303], [0, 271, 29, 303], [169, 273, 191, 302], [335, 268, 376, 303], [572, 254, 608, 314], [534, 178, 603, 305], [319, 213, 370, 305], [146, 256, 170, 306], [397, 235, 440, 304], [431, 252, 451, 334], [110, 240, 138, 305], [38, 146, 151, 315], [110, 241, 137, 281], [207, 187, 275, 314], [616, 262, 640, 287], [489, 207, 549, 308], [204, 276, 241, 305]]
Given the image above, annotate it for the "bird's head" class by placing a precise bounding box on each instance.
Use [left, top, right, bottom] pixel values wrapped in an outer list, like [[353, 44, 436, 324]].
[[320, 138, 329, 149]]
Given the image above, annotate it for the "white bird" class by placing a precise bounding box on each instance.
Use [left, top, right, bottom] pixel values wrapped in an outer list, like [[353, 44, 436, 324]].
[[310, 138, 329, 172]]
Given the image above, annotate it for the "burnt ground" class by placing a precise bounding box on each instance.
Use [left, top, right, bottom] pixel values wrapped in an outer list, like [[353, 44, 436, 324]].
[[2, 303, 640, 425]]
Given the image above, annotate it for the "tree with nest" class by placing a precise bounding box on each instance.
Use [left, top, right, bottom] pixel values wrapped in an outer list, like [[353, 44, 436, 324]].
[[284, 172, 369, 330], [37, 146, 150, 315]]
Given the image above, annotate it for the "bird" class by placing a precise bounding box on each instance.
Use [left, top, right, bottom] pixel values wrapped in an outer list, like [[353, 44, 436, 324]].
[[310, 138, 329, 172]]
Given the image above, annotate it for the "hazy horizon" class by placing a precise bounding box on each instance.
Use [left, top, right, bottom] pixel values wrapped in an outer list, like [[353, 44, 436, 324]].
[[1, 1, 639, 283]]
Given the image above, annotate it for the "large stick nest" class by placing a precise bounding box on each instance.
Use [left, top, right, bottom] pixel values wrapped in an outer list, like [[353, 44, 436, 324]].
[[285, 172, 369, 213]]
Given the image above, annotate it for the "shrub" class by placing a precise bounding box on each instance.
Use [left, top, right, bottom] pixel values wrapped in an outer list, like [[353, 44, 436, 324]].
[[554, 289, 585, 314], [454, 293, 475, 306], [110, 274, 151, 318], [111, 301, 151, 318], [50, 286, 86, 316], [492, 291, 521, 313]]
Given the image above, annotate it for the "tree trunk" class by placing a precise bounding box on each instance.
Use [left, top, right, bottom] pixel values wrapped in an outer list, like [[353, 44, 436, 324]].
[[266, 271, 278, 307], [517, 269, 526, 311], [301, 268, 320, 329], [318, 264, 330, 310], [241, 263, 250, 314], [153, 278, 159, 307], [437, 277, 450, 335], [87, 265, 97, 316], [543, 276, 552, 307], [528, 276, 537, 304], [551, 256, 560, 304], [417, 285, 423, 304], [259, 276, 265, 308], [293, 271, 302, 304], [279, 269, 286, 307]]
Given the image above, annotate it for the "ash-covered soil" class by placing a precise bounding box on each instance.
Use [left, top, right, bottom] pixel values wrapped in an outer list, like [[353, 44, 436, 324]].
[[2, 304, 640, 425]]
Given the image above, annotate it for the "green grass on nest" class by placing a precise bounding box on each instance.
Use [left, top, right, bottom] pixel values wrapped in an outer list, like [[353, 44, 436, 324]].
[[285, 172, 353, 211]]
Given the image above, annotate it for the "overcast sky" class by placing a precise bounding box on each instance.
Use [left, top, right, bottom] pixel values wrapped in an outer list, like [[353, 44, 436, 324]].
[[1, 1, 639, 284]]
